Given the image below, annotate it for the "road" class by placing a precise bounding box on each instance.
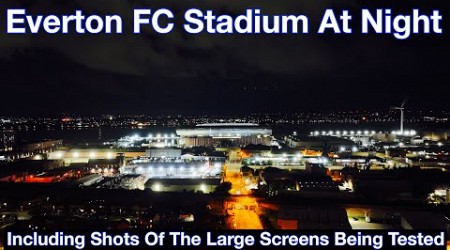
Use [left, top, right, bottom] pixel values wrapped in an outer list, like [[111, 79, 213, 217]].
[[223, 156, 263, 229], [227, 209, 263, 229]]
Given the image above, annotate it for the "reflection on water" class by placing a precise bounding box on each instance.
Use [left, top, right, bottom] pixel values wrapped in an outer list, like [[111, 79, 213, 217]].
[[14, 123, 419, 144], [15, 127, 177, 144]]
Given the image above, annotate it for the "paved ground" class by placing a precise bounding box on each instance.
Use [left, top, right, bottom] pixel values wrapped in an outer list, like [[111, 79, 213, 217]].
[[223, 157, 263, 230]]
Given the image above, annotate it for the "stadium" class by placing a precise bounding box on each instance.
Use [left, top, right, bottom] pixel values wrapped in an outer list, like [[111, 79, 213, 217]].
[[176, 123, 272, 147]]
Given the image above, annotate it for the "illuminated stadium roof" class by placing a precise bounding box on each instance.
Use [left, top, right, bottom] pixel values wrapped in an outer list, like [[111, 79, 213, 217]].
[[176, 123, 272, 138], [196, 123, 259, 127]]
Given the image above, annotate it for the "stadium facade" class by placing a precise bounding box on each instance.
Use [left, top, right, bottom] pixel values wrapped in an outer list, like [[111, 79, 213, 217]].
[[176, 123, 272, 147]]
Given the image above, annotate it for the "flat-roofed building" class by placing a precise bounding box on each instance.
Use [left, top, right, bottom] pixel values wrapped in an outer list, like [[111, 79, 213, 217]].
[[145, 178, 221, 193]]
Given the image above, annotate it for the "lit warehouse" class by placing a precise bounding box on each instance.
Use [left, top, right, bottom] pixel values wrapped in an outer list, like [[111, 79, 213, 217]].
[[122, 160, 223, 179], [119, 155, 224, 193]]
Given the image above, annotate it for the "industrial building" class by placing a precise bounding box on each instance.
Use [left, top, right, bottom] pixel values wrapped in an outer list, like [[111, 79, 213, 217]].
[[285, 135, 357, 152], [0, 129, 15, 152], [277, 205, 351, 230], [144, 178, 221, 193], [121, 158, 224, 179], [18, 139, 63, 153]]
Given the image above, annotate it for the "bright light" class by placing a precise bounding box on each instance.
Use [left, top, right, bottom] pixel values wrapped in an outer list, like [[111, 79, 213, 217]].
[[73, 152, 80, 158], [357, 131, 362, 135], [200, 184, 207, 193], [152, 183, 162, 192], [437, 142, 443, 147], [352, 146, 358, 152], [339, 146, 346, 152], [89, 152, 96, 158], [106, 152, 113, 159], [343, 131, 348, 135], [56, 152, 64, 158], [410, 130, 417, 136]]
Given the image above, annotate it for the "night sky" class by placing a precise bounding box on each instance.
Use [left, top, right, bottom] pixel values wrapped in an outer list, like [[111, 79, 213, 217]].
[[0, 0, 449, 116]]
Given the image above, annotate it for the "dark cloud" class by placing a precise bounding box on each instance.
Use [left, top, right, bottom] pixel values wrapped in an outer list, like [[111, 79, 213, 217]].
[[0, 0, 449, 115]]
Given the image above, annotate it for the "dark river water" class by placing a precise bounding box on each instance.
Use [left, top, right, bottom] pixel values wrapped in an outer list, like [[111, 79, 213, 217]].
[[13, 122, 426, 144]]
